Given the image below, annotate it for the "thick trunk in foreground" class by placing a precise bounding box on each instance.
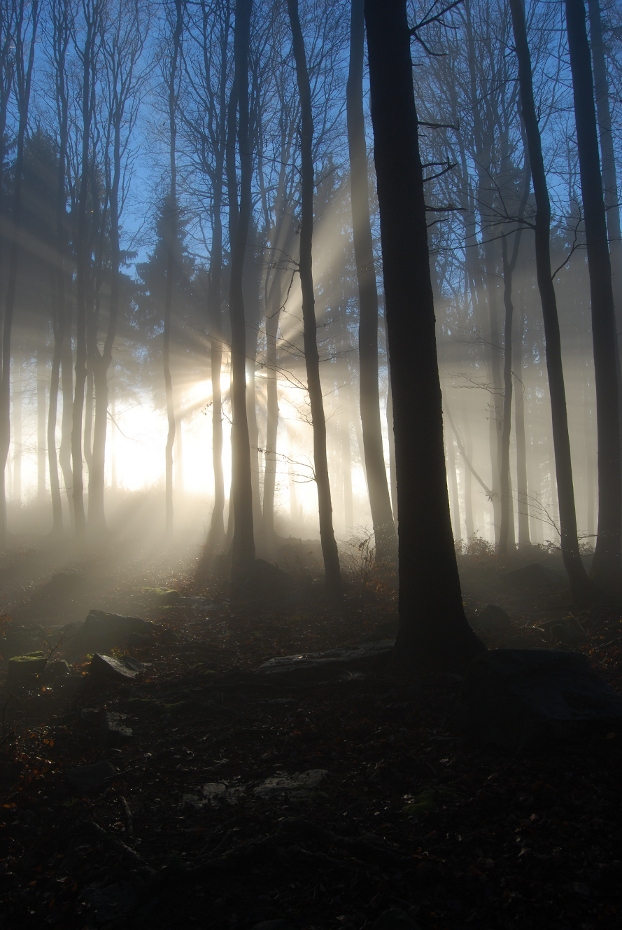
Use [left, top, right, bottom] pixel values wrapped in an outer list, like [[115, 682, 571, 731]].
[[347, 0, 396, 563], [565, 0, 621, 592], [510, 0, 595, 602], [287, 0, 341, 597], [364, 0, 483, 668]]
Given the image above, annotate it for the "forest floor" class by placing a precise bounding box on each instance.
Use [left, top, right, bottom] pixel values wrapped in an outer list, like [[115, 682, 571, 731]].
[[0, 531, 621, 930]]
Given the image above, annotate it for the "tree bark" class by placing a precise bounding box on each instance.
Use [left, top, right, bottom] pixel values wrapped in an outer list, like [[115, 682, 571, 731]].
[[565, 0, 621, 591], [587, 0, 622, 348], [287, 0, 341, 596], [0, 0, 39, 545], [228, 0, 255, 572], [347, 0, 396, 563], [509, 0, 596, 602], [364, 0, 484, 668]]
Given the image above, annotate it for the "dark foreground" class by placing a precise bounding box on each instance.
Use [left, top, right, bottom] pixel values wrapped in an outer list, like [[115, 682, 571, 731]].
[[1, 539, 621, 930]]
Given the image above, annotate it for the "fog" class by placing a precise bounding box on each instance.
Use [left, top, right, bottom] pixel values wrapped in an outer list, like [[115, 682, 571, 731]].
[[0, 0, 618, 574]]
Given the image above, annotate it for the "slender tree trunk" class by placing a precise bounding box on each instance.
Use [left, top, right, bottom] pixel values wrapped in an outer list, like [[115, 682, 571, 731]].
[[163, 0, 183, 539], [462, 403, 475, 540], [12, 354, 22, 506], [447, 433, 461, 546], [59, 324, 73, 522], [72, 1, 98, 539], [510, 0, 595, 601], [347, 0, 396, 562], [514, 294, 531, 548], [287, 0, 341, 596], [263, 289, 280, 539], [47, 315, 63, 533], [227, 0, 255, 572], [206, 196, 225, 554], [37, 346, 46, 502], [565, 0, 621, 591], [364, 0, 483, 667], [587, 0, 622, 346], [0, 0, 39, 545], [498, 205, 526, 557], [84, 367, 94, 470]]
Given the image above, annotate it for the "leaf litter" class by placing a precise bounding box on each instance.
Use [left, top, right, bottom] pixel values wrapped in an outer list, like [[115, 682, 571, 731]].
[[0, 545, 621, 929]]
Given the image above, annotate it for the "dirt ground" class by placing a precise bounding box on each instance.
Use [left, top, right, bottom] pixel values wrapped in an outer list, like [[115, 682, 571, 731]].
[[0, 533, 621, 930]]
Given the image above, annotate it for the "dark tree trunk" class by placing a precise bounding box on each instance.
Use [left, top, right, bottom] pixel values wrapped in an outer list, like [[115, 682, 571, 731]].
[[347, 0, 396, 563], [587, 0, 622, 346], [0, 0, 39, 545], [498, 187, 527, 558], [228, 0, 255, 572], [514, 294, 531, 549], [206, 197, 225, 554], [565, 0, 621, 591], [287, 0, 341, 596], [509, 0, 596, 602], [37, 347, 46, 502], [72, 0, 99, 540], [364, 0, 483, 668], [163, 0, 183, 539]]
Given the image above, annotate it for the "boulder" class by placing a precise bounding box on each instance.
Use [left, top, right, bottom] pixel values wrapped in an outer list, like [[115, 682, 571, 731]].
[[7, 651, 47, 686], [69, 610, 154, 655], [503, 563, 561, 592], [456, 649, 622, 750], [89, 653, 144, 683], [243, 559, 296, 596], [256, 640, 393, 680], [469, 604, 514, 635]]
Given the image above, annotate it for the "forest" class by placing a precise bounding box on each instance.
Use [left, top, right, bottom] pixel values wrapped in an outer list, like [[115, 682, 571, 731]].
[[2, 0, 622, 928]]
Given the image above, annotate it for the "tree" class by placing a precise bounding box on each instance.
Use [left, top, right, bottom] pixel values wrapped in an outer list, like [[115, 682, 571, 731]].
[[228, 0, 255, 572], [565, 0, 621, 592], [509, 0, 596, 603], [0, 0, 40, 546], [347, 0, 396, 563], [287, 0, 342, 597], [364, 0, 484, 667]]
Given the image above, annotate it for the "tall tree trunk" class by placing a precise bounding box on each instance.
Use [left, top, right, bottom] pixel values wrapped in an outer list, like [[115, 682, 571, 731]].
[[205, 192, 225, 554], [59, 326, 73, 523], [263, 289, 280, 539], [447, 433, 461, 546], [37, 346, 46, 503], [228, 0, 255, 572], [0, 0, 39, 545], [287, 0, 341, 596], [72, 0, 98, 539], [498, 189, 527, 558], [364, 0, 483, 668], [565, 0, 621, 591], [12, 353, 22, 506], [587, 0, 622, 347], [509, 0, 595, 602], [347, 0, 396, 562], [514, 294, 531, 549], [163, 0, 183, 539]]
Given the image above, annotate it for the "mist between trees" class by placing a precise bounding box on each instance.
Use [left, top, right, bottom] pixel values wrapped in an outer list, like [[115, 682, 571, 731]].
[[0, 0, 620, 581]]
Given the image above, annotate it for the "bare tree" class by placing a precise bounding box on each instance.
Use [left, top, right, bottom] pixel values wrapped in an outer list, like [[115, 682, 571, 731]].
[[364, 0, 483, 667], [566, 0, 621, 592], [0, 0, 40, 546], [286, 0, 341, 596], [347, 0, 396, 563]]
